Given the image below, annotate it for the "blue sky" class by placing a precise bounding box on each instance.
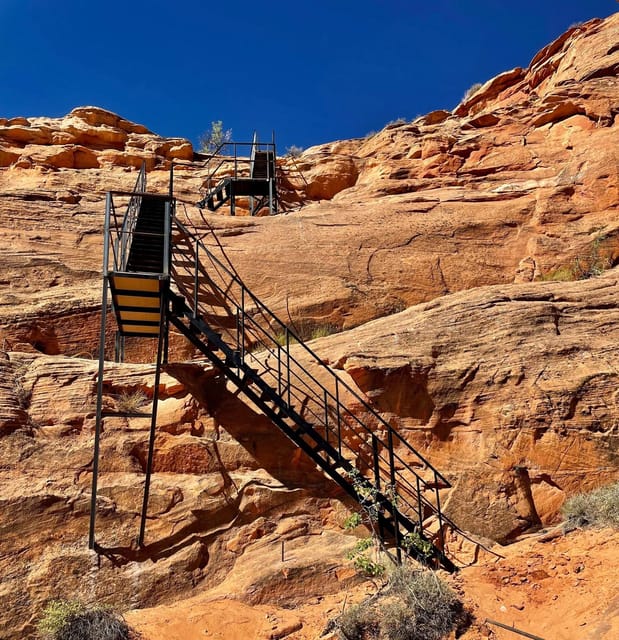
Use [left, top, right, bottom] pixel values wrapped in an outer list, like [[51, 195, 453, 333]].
[[1, 1, 617, 152]]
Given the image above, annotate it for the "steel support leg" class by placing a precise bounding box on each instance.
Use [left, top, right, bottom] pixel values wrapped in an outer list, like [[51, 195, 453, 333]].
[[89, 277, 109, 550], [138, 294, 166, 547]]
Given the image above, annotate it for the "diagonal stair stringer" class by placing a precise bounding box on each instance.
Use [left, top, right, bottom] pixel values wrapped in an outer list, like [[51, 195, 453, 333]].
[[165, 218, 457, 572]]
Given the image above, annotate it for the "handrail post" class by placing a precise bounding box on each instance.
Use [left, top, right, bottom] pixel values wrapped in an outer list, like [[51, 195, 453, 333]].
[[286, 328, 291, 408], [277, 344, 282, 396], [240, 287, 246, 365], [138, 294, 166, 547], [371, 434, 381, 490], [89, 193, 112, 550], [193, 238, 199, 319], [416, 476, 423, 530], [387, 428, 402, 563], [435, 472, 445, 552], [335, 379, 342, 457], [323, 389, 329, 449], [163, 201, 171, 277]]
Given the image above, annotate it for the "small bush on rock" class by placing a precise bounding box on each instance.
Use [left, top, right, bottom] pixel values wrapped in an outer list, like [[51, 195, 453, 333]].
[[337, 567, 469, 640], [38, 600, 135, 640], [562, 481, 619, 529], [116, 390, 148, 414], [462, 82, 482, 101]]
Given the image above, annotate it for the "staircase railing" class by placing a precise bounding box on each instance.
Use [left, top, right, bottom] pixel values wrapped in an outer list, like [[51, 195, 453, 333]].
[[104, 163, 148, 273], [169, 217, 453, 560], [193, 141, 276, 207]]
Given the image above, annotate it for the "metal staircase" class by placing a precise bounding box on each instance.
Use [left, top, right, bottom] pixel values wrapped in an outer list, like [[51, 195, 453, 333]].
[[195, 132, 277, 216], [90, 170, 457, 572]]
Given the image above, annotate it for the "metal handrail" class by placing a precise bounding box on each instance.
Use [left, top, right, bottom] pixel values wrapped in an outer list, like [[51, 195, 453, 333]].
[[190, 141, 276, 201], [112, 163, 147, 271], [173, 218, 450, 486], [170, 217, 451, 542]]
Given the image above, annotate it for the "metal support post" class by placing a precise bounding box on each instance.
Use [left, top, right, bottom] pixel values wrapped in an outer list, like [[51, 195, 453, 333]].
[[387, 428, 402, 563], [89, 193, 112, 550], [138, 293, 167, 547]]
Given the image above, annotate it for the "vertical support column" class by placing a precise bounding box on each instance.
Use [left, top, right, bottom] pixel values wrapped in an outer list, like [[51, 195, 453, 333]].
[[268, 171, 274, 217], [372, 434, 383, 540], [193, 238, 199, 320], [323, 389, 329, 450], [89, 192, 112, 551], [387, 428, 402, 563], [138, 293, 166, 548], [240, 287, 246, 366], [434, 473, 445, 553], [335, 379, 342, 457], [277, 344, 282, 397], [285, 328, 291, 408], [271, 133, 278, 215], [416, 476, 423, 531]]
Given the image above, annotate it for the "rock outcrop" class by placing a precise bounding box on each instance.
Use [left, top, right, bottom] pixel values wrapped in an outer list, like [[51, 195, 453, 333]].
[[0, 106, 193, 171]]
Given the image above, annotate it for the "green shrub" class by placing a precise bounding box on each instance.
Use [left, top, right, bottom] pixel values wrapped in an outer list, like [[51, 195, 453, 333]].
[[538, 234, 612, 282], [337, 567, 468, 640], [537, 265, 578, 282], [401, 531, 434, 561], [343, 512, 363, 530], [309, 324, 339, 340], [562, 481, 619, 529], [346, 537, 385, 577], [198, 120, 232, 154], [38, 601, 134, 640]]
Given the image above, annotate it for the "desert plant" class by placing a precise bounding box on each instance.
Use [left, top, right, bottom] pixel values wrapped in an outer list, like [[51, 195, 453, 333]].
[[338, 603, 379, 640], [537, 265, 577, 282], [571, 234, 611, 279], [336, 567, 468, 640], [198, 120, 232, 154], [38, 600, 133, 640], [309, 324, 340, 340], [116, 390, 148, 414], [346, 537, 386, 577], [285, 145, 304, 158], [401, 531, 434, 561], [538, 234, 612, 282], [462, 82, 482, 101], [273, 329, 299, 347], [343, 512, 363, 530], [562, 481, 619, 529], [385, 117, 408, 128]]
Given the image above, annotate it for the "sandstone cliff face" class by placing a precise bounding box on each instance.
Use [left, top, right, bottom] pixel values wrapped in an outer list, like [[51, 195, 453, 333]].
[[0, 353, 356, 638], [312, 272, 619, 542], [216, 14, 619, 329], [0, 12, 618, 640]]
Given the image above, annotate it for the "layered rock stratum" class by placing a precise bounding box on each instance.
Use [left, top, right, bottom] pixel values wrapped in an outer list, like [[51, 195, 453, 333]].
[[0, 13, 618, 640]]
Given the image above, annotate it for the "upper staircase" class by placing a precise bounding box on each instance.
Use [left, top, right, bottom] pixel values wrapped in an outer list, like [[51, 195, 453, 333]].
[[196, 133, 277, 216]]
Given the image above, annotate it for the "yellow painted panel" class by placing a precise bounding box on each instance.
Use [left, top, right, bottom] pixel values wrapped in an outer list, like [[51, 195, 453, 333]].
[[120, 325, 160, 335], [116, 295, 161, 308], [119, 310, 161, 322], [111, 275, 161, 292]]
